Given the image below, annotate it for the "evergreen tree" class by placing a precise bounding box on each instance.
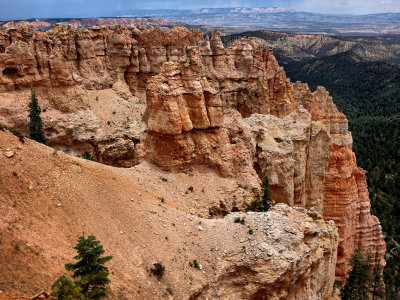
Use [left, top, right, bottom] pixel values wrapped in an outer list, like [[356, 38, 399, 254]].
[[261, 176, 273, 210], [51, 235, 112, 299], [27, 87, 47, 144], [372, 262, 385, 300], [65, 235, 112, 298], [341, 247, 374, 300], [250, 176, 274, 212]]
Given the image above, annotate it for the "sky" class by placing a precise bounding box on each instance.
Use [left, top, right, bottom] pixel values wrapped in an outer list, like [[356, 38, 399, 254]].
[[0, 0, 399, 20]]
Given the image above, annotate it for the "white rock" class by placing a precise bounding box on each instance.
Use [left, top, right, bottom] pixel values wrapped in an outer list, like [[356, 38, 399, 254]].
[[4, 150, 14, 158]]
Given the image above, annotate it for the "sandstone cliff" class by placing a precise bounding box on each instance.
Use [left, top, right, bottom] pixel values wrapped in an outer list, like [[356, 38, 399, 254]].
[[0, 25, 385, 283]]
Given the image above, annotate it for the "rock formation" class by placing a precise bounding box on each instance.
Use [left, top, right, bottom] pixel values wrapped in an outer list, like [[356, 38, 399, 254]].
[[243, 107, 332, 212], [136, 60, 259, 199], [193, 205, 338, 300], [293, 83, 387, 277], [0, 25, 385, 282]]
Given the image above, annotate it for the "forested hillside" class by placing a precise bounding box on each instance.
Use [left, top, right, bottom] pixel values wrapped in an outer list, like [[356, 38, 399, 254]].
[[221, 31, 400, 64], [284, 51, 400, 298]]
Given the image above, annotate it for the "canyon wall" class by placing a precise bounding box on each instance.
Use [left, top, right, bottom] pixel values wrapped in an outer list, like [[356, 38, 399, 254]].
[[0, 26, 385, 281]]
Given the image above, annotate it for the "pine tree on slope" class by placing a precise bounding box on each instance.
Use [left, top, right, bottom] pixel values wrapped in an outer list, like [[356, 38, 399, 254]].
[[27, 87, 47, 144], [65, 235, 113, 298]]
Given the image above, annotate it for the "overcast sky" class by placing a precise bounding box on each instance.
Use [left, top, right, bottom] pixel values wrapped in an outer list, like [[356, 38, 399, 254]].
[[0, 0, 399, 20]]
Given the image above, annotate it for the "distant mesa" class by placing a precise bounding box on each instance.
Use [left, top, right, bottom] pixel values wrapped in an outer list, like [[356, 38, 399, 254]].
[[0, 17, 184, 31], [229, 7, 296, 13]]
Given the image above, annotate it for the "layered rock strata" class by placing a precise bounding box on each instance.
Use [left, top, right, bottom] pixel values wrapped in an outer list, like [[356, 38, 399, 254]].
[[137, 60, 259, 195], [0, 26, 385, 280], [0, 26, 296, 163], [243, 107, 332, 212], [293, 83, 387, 278]]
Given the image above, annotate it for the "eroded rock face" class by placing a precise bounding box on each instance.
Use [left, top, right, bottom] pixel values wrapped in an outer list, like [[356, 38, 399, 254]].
[[193, 204, 338, 300], [243, 107, 332, 212], [292, 83, 386, 280], [145, 61, 223, 134], [203, 34, 298, 118], [0, 26, 385, 282], [136, 60, 260, 204], [0, 27, 296, 165]]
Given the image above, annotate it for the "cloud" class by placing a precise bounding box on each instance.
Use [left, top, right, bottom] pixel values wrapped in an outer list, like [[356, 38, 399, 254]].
[[335, 0, 350, 7], [298, 0, 400, 14]]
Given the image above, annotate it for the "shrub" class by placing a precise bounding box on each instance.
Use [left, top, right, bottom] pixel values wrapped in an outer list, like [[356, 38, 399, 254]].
[[150, 262, 165, 280], [193, 259, 200, 269], [51, 276, 84, 300], [234, 217, 245, 225], [78, 151, 95, 161], [189, 259, 200, 269]]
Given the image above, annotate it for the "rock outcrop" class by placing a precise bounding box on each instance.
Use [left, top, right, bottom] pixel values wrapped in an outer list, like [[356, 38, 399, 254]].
[[293, 83, 387, 278], [0, 26, 385, 282], [136, 59, 260, 199], [193, 205, 338, 300], [243, 107, 332, 212]]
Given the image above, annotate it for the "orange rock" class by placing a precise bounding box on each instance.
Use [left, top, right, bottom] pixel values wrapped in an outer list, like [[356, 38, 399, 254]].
[[293, 82, 386, 280]]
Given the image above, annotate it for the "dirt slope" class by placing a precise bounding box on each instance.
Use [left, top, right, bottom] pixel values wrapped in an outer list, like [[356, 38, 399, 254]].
[[0, 130, 338, 299]]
